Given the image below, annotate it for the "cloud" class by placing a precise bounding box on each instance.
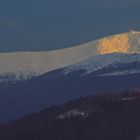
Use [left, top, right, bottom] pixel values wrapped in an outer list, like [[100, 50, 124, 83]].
[[0, 21, 17, 28]]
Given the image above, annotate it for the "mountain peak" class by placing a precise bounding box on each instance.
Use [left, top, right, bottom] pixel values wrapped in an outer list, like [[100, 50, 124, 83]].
[[96, 30, 140, 55]]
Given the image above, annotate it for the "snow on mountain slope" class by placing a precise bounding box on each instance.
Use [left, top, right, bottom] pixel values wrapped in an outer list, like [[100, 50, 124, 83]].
[[64, 53, 140, 75], [0, 30, 140, 82], [99, 69, 140, 77]]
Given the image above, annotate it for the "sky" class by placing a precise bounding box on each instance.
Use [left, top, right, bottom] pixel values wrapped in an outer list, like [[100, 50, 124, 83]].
[[0, 0, 140, 52]]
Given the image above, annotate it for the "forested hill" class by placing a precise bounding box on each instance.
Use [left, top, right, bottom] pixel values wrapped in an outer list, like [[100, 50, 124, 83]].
[[0, 91, 140, 140]]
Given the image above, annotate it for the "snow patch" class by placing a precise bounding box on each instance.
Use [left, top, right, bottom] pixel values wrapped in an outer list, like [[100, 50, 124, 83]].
[[99, 69, 140, 77]]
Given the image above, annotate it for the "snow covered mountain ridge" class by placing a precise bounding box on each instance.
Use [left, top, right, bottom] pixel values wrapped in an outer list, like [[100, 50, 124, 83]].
[[0, 30, 140, 82]]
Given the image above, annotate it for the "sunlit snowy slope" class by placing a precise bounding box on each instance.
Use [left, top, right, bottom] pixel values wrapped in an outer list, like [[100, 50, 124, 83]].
[[0, 30, 140, 82]]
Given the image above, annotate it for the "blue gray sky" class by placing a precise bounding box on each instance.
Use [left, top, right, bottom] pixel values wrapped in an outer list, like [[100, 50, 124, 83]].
[[0, 0, 140, 52]]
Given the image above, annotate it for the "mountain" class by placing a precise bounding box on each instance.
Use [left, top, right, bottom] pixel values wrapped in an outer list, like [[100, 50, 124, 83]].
[[0, 30, 140, 83], [0, 91, 140, 140], [1, 30, 140, 122]]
